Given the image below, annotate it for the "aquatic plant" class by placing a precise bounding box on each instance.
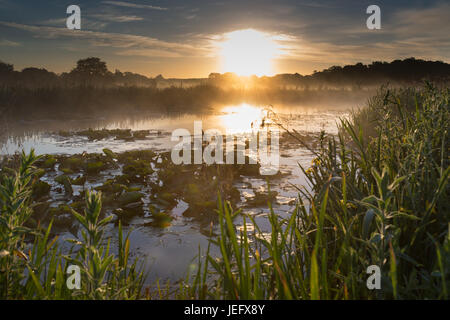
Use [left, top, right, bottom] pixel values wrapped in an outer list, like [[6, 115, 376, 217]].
[[0, 151, 146, 299], [184, 84, 449, 300]]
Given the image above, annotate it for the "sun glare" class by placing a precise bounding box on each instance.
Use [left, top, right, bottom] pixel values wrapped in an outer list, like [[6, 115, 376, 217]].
[[219, 29, 280, 77], [219, 104, 265, 133]]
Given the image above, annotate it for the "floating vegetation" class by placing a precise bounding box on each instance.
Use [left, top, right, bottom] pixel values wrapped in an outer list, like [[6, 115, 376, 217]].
[[54, 175, 73, 195], [118, 191, 144, 206], [245, 189, 278, 207], [0, 141, 282, 234], [103, 148, 117, 159], [40, 155, 57, 169], [71, 175, 86, 186], [123, 159, 154, 181], [31, 179, 51, 199], [147, 207, 174, 228], [58, 128, 152, 142]]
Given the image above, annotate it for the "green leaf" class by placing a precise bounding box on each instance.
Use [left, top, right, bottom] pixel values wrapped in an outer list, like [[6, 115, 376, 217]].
[[362, 209, 375, 240]]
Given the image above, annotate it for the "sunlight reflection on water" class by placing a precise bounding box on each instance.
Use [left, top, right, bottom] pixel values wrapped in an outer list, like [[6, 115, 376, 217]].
[[1, 104, 346, 156], [218, 103, 266, 133]]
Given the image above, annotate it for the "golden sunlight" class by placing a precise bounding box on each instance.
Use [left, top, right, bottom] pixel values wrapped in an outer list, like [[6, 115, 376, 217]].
[[218, 104, 265, 133], [219, 29, 280, 77]]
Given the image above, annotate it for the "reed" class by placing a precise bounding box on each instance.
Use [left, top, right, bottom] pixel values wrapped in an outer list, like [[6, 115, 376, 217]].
[[184, 84, 449, 299], [0, 150, 146, 299]]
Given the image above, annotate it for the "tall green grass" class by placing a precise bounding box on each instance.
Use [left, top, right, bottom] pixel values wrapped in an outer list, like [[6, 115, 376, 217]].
[[184, 84, 449, 300], [0, 150, 145, 299]]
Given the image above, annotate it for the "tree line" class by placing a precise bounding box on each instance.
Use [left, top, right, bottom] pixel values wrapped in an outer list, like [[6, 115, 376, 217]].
[[1, 57, 449, 90], [0, 57, 157, 88], [209, 58, 450, 89]]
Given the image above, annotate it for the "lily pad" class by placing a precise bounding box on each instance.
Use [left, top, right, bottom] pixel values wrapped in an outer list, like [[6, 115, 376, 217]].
[[148, 211, 173, 228], [54, 175, 73, 194], [118, 191, 144, 206], [32, 180, 51, 199]]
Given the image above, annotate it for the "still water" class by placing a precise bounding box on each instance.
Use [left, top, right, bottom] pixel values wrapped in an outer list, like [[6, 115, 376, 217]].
[[0, 104, 349, 284]]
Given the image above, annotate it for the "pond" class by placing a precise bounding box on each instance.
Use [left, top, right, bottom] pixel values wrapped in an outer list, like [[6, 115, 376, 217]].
[[0, 103, 349, 284]]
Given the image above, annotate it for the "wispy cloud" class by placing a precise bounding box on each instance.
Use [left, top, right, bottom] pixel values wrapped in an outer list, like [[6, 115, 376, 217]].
[[91, 13, 144, 22], [0, 21, 209, 58], [0, 39, 21, 47], [41, 13, 144, 28], [41, 17, 108, 30], [102, 1, 168, 11], [272, 2, 450, 66], [293, 1, 337, 9], [391, 3, 450, 42]]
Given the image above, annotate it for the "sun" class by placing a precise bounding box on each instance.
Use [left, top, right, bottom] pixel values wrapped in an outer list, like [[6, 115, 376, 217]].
[[218, 29, 280, 77]]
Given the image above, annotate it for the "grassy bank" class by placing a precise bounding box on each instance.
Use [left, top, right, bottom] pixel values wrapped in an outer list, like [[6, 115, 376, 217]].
[[0, 84, 448, 299]]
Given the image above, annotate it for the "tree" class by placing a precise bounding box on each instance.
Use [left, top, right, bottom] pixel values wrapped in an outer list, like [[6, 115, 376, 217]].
[[20, 67, 58, 87], [208, 73, 220, 80], [72, 57, 108, 77], [0, 61, 13, 74], [69, 57, 112, 86], [0, 61, 16, 85]]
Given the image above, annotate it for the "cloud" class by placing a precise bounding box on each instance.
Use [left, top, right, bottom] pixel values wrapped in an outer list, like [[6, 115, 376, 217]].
[[91, 13, 144, 22], [293, 1, 338, 9], [41, 17, 108, 30], [0, 39, 21, 47], [116, 48, 187, 58], [185, 14, 197, 20], [102, 1, 168, 11], [0, 21, 209, 58], [390, 3, 450, 43], [41, 12, 145, 28], [40, 18, 66, 26], [271, 2, 450, 66], [278, 36, 449, 67]]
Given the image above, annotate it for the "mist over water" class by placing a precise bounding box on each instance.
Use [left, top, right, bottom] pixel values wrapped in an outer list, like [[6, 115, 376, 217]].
[[0, 103, 349, 154]]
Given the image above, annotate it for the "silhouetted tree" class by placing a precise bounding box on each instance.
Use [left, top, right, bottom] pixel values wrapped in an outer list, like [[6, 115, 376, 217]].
[[20, 67, 58, 87], [0, 61, 13, 74], [1, 57, 449, 90], [68, 57, 112, 86], [0, 61, 15, 85], [113, 69, 156, 87], [208, 73, 220, 80], [72, 57, 108, 76]]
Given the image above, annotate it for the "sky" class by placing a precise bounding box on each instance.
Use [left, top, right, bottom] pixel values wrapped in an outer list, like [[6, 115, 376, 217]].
[[0, 0, 449, 78]]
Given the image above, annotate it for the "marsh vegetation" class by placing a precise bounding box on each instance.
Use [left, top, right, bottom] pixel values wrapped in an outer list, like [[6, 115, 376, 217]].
[[0, 84, 448, 299]]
